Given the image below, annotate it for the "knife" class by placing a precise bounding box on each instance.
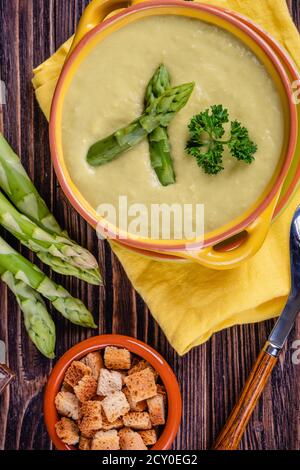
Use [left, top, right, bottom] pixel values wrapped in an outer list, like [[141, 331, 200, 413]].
[[213, 206, 300, 450]]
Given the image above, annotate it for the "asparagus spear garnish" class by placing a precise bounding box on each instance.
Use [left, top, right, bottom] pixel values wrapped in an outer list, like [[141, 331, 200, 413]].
[[87, 82, 195, 166], [145, 64, 175, 186], [0, 268, 56, 358], [0, 190, 101, 285], [0, 133, 62, 234], [0, 236, 97, 328]]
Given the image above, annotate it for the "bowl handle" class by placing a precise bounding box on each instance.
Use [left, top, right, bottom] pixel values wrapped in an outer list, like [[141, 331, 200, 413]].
[[68, 0, 130, 55], [180, 194, 280, 270]]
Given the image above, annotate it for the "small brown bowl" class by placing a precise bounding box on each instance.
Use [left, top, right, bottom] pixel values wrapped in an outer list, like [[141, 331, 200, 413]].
[[44, 334, 182, 450]]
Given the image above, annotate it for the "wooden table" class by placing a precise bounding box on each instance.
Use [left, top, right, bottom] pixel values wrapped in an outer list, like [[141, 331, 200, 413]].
[[0, 0, 299, 451]]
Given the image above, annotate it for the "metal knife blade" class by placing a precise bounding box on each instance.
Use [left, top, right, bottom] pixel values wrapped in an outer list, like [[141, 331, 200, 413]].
[[268, 206, 300, 351]]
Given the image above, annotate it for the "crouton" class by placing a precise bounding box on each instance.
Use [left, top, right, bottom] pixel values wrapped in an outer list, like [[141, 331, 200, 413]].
[[123, 411, 152, 430], [157, 384, 167, 401], [79, 401, 102, 437], [101, 411, 123, 431], [104, 346, 131, 370], [128, 360, 158, 380], [117, 370, 127, 385], [55, 417, 79, 446], [55, 391, 80, 421], [81, 351, 103, 380], [91, 430, 120, 450], [74, 375, 98, 402], [138, 429, 157, 446], [93, 395, 105, 402], [147, 394, 165, 426], [97, 368, 123, 396], [61, 381, 73, 393], [124, 367, 157, 402], [101, 391, 130, 423], [122, 386, 147, 412], [79, 436, 91, 451], [119, 427, 147, 450], [64, 361, 91, 388]]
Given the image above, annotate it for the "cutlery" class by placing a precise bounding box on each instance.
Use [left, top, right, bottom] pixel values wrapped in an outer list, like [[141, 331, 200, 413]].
[[213, 206, 300, 449]]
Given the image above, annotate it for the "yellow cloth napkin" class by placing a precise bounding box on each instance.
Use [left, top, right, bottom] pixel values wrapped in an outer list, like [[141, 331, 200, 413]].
[[32, 0, 300, 355]]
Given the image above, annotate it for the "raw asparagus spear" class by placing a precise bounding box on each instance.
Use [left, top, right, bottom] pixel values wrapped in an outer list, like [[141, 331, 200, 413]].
[[145, 64, 175, 186], [0, 133, 62, 234], [0, 190, 101, 285], [0, 135, 102, 284], [87, 82, 195, 166], [0, 268, 55, 358], [0, 236, 97, 328]]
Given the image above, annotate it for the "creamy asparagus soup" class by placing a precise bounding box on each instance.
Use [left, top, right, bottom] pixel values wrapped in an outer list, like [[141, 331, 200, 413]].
[[62, 15, 284, 238]]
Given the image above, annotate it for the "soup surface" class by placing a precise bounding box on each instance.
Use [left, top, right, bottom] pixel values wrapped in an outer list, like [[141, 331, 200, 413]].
[[62, 15, 284, 238]]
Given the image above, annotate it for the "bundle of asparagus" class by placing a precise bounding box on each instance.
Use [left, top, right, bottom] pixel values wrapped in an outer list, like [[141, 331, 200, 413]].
[[0, 134, 99, 358], [87, 75, 195, 174], [0, 134, 101, 284]]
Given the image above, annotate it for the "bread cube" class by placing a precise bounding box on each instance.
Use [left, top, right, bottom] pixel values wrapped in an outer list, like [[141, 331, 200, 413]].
[[79, 401, 102, 437], [55, 417, 79, 446], [97, 368, 123, 396], [104, 346, 131, 370], [128, 360, 158, 380], [101, 411, 123, 431], [119, 427, 147, 450], [55, 391, 80, 420], [101, 391, 130, 423], [138, 429, 157, 446], [61, 381, 73, 393], [123, 386, 147, 412], [81, 351, 103, 380], [74, 375, 97, 402], [64, 361, 91, 388], [123, 411, 152, 430], [157, 384, 167, 402], [124, 367, 157, 402], [147, 394, 165, 426], [79, 436, 91, 451], [91, 430, 120, 450]]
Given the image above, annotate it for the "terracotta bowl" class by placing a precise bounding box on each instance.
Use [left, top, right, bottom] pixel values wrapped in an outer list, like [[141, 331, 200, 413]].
[[44, 335, 182, 450]]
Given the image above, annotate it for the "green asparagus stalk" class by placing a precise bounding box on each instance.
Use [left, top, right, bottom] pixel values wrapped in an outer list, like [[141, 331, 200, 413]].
[[145, 65, 176, 186], [87, 82, 195, 166], [0, 190, 101, 285], [0, 267, 55, 358], [0, 236, 97, 328], [0, 134, 62, 234], [0, 135, 102, 285]]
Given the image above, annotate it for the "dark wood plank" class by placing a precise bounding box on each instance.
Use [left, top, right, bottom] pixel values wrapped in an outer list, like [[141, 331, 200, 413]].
[[0, 0, 299, 450]]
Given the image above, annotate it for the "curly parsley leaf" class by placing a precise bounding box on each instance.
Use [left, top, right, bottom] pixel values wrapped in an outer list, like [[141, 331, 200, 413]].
[[186, 105, 257, 174], [228, 120, 257, 163]]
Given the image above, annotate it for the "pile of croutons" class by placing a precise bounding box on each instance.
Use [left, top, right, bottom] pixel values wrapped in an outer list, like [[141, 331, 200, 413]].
[[54, 346, 166, 450]]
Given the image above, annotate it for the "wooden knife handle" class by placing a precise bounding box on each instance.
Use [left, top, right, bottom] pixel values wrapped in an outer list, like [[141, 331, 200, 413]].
[[213, 346, 278, 450]]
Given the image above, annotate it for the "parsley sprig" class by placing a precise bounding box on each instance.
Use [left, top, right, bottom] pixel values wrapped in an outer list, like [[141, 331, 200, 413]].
[[186, 105, 257, 174]]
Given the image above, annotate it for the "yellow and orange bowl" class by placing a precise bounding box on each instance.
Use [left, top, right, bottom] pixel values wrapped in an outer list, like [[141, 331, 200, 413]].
[[44, 335, 182, 450], [49, 0, 299, 269]]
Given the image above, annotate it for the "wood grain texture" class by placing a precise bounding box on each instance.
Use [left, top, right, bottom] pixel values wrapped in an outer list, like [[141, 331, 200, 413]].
[[0, 0, 299, 450], [213, 348, 278, 450]]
